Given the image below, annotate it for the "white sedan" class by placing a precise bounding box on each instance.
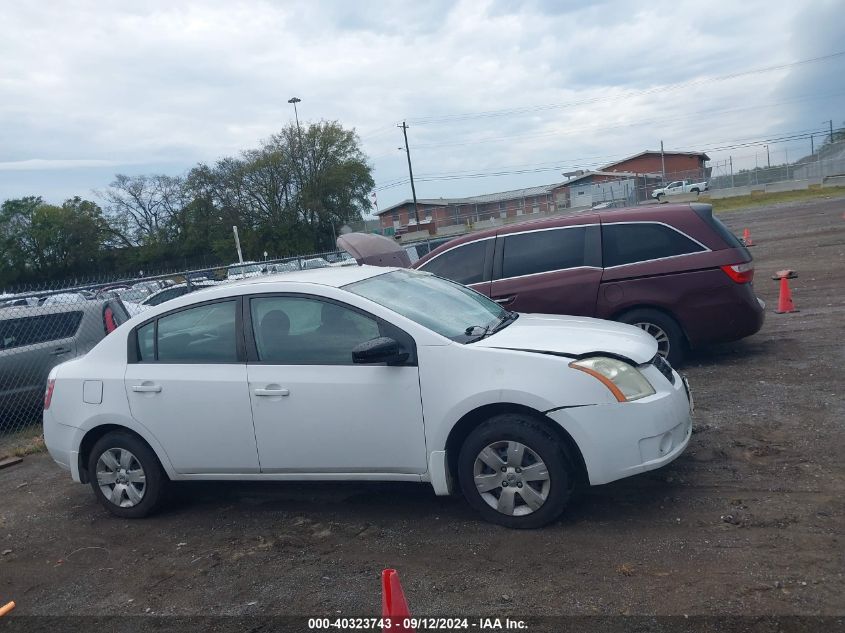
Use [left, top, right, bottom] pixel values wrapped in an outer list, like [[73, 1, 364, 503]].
[[43, 266, 692, 528]]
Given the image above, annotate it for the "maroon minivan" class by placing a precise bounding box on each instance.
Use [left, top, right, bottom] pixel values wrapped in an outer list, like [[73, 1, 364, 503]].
[[411, 203, 764, 365]]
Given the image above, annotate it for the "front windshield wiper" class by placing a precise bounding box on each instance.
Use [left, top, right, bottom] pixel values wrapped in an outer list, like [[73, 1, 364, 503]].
[[465, 312, 518, 343], [464, 324, 492, 342]]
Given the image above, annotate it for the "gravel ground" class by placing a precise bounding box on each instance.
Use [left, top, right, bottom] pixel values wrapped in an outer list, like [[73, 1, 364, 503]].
[[1, 196, 843, 621]]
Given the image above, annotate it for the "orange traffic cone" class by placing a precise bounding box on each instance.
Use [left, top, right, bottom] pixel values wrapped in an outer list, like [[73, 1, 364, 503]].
[[742, 228, 753, 246], [0, 601, 15, 617], [774, 276, 798, 314], [382, 569, 415, 632]]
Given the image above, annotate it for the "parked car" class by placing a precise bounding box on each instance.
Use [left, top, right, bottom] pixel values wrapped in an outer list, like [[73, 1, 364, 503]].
[[300, 257, 330, 270], [43, 266, 691, 528], [1, 298, 129, 428], [139, 281, 218, 308], [227, 262, 266, 280], [411, 203, 764, 365], [41, 292, 89, 306], [652, 180, 708, 200]]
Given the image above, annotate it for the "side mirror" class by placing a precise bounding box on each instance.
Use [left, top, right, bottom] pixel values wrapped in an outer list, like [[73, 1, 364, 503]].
[[352, 337, 409, 365]]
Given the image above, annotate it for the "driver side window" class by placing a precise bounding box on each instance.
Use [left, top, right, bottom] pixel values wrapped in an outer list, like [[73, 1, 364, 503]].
[[251, 296, 381, 365]]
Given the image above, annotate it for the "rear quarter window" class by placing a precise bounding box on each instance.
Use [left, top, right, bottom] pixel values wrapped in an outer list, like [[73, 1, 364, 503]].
[[602, 222, 705, 267], [0, 311, 83, 350]]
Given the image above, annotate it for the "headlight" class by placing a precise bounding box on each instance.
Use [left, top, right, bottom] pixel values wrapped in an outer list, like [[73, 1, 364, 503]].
[[569, 356, 656, 402]]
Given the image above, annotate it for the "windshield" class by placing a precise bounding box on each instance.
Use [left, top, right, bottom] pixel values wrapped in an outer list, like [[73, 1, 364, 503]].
[[345, 269, 509, 343]]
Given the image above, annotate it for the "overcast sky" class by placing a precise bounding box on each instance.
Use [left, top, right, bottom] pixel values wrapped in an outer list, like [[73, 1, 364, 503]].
[[1, 0, 843, 212]]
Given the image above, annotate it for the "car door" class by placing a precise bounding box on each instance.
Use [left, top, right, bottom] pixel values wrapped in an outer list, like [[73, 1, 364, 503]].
[[124, 299, 260, 474], [245, 294, 427, 474], [488, 224, 602, 316], [414, 238, 494, 298]]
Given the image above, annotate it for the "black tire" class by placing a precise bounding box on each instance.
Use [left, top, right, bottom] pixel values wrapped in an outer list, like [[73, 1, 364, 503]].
[[618, 308, 686, 367], [690, 188, 700, 195], [88, 431, 166, 518], [457, 413, 575, 529]]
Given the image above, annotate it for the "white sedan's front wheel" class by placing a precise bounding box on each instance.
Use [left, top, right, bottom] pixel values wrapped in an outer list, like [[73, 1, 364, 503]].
[[458, 414, 575, 528]]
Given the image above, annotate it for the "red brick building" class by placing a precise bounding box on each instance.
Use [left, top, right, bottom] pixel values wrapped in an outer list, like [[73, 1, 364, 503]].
[[375, 150, 709, 235]]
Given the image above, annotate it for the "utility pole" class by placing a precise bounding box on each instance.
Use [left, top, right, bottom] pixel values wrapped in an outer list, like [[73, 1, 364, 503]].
[[729, 156, 734, 188], [399, 121, 420, 224], [765, 144, 771, 168], [660, 140, 666, 182], [232, 226, 244, 263], [830, 119, 835, 144], [810, 134, 814, 156]]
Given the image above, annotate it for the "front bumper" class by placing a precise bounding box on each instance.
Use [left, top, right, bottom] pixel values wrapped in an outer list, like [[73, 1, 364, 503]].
[[548, 366, 692, 486]]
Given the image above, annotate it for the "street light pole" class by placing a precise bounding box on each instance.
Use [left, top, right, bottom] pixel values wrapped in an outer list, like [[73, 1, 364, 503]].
[[288, 96, 303, 149]]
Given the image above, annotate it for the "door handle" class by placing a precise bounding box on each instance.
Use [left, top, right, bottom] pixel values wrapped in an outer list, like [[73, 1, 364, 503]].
[[494, 296, 515, 306], [254, 388, 290, 397], [50, 347, 71, 356], [132, 384, 162, 393]]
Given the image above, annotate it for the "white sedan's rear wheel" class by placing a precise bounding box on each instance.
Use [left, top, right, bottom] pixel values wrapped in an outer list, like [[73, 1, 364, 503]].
[[88, 431, 166, 518]]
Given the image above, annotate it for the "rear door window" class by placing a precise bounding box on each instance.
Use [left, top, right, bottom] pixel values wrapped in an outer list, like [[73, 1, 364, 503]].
[[417, 240, 488, 285], [602, 223, 706, 267], [500, 227, 587, 279], [138, 301, 238, 363]]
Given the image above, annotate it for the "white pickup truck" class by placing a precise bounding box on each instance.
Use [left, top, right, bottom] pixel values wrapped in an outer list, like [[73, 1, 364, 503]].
[[652, 179, 708, 200]]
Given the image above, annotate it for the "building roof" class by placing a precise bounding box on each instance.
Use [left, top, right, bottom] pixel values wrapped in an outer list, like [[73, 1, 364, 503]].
[[559, 170, 662, 186], [375, 182, 567, 216], [601, 150, 710, 170]]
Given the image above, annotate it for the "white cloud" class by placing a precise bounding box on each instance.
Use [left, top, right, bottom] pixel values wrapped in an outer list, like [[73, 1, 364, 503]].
[[0, 0, 841, 206]]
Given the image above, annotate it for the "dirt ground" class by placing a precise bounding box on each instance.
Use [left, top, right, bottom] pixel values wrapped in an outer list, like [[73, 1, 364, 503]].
[[1, 196, 844, 621]]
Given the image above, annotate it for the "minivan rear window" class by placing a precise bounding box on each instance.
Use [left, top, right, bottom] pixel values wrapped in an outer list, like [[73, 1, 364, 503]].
[[602, 222, 706, 267]]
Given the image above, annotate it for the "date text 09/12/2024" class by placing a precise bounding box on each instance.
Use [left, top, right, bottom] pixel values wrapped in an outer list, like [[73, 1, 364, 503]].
[[308, 617, 528, 630]]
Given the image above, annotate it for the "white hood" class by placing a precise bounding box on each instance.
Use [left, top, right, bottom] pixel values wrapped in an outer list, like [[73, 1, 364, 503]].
[[473, 314, 658, 365]]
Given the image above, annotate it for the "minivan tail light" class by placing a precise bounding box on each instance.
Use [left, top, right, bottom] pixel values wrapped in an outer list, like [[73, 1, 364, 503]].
[[44, 379, 56, 410], [721, 262, 754, 284], [103, 306, 117, 333]]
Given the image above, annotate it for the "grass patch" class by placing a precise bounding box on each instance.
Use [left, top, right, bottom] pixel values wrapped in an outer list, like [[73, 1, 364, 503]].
[[702, 186, 845, 213], [0, 426, 46, 460]]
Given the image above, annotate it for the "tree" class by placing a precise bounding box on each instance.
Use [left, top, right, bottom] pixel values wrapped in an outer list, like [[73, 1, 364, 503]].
[[101, 174, 188, 246], [0, 196, 110, 286]]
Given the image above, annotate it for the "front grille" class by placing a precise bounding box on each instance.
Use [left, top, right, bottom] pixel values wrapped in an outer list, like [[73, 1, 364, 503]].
[[651, 354, 675, 384]]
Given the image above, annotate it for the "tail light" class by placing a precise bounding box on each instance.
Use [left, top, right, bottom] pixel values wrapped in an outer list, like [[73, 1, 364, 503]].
[[44, 379, 56, 410], [721, 262, 754, 284], [103, 306, 117, 333]]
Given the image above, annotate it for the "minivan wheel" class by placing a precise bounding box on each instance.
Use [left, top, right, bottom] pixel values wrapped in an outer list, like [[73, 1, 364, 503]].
[[618, 308, 686, 367], [458, 413, 574, 529], [656, 193, 665, 202], [88, 431, 165, 518]]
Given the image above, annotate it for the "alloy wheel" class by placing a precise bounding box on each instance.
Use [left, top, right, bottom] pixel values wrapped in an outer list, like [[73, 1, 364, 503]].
[[96, 447, 147, 508], [473, 441, 550, 516], [633, 321, 671, 359]]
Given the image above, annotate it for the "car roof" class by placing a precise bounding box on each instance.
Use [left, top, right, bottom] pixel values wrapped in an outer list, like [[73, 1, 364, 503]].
[[0, 299, 107, 320], [225, 264, 391, 289]]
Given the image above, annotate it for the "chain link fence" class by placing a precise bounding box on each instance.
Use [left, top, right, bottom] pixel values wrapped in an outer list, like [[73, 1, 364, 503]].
[[0, 248, 357, 449]]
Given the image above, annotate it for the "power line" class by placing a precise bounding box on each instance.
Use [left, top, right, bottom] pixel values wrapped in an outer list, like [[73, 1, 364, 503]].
[[404, 50, 845, 126], [406, 90, 845, 151]]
